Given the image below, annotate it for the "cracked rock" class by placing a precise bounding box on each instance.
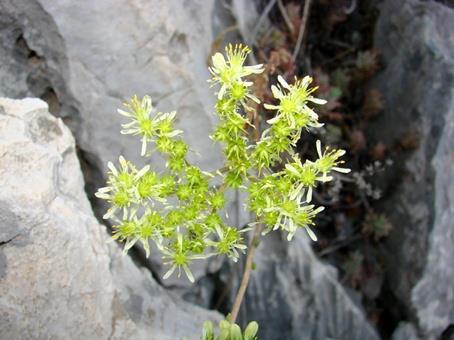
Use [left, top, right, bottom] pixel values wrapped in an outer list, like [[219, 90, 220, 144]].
[[371, 0, 454, 337], [0, 97, 221, 339]]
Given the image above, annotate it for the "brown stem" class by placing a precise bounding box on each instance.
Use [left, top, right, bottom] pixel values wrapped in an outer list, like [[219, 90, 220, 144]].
[[230, 223, 262, 324], [277, 0, 295, 33]]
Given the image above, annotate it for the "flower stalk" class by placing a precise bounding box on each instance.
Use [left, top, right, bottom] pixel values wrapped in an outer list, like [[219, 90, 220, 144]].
[[230, 222, 262, 324]]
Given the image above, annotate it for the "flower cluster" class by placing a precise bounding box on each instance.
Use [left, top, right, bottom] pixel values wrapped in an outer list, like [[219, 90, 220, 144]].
[[97, 95, 248, 282], [209, 44, 263, 102], [96, 43, 349, 282], [118, 95, 183, 157], [210, 44, 264, 188], [251, 75, 325, 171], [247, 139, 348, 241]]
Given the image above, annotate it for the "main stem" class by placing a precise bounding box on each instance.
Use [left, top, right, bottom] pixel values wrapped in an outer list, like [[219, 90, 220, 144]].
[[230, 81, 264, 324], [230, 222, 262, 324]]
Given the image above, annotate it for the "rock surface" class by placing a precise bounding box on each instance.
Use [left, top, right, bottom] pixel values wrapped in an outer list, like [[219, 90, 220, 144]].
[[0, 98, 220, 339], [371, 0, 454, 337], [411, 84, 454, 337], [391, 322, 420, 340], [220, 232, 380, 340], [0, 0, 221, 171], [0, 0, 232, 286]]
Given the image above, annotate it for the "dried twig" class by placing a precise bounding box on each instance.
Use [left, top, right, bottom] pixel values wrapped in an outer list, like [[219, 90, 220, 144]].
[[318, 234, 362, 257], [277, 0, 295, 33], [249, 0, 278, 46], [344, 0, 357, 15], [292, 0, 312, 61]]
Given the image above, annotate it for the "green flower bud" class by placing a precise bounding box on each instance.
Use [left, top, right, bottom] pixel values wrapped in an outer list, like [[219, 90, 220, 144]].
[[136, 171, 158, 199], [176, 184, 192, 201], [209, 191, 225, 209], [244, 321, 259, 340]]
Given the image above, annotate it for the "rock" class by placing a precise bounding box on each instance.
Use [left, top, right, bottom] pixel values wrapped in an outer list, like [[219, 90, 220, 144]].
[[371, 0, 454, 337], [0, 0, 232, 286], [221, 232, 380, 340], [0, 98, 221, 339], [411, 83, 454, 337], [391, 322, 420, 340], [0, 0, 81, 130], [0, 0, 221, 170]]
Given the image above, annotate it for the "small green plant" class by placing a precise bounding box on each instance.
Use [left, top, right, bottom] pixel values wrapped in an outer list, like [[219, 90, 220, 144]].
[[362, 211, 393, 241], [342, 251, 364, 287], [96, 43, 349, 336]]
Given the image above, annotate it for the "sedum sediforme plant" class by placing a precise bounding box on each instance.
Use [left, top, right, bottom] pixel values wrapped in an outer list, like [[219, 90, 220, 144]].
[[96, 43, 350, 332]]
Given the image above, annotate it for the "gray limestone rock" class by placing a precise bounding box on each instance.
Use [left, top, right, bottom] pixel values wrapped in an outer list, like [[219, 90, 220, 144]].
[[0, 0, 221, 171], [391, 322, 420, 340], [411, 79, 454, 338], [0, 97, 220, 339], [371, 0, 454, 337]]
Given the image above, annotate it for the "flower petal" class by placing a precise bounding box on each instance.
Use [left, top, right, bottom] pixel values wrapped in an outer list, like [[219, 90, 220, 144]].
[[277, 75, 291, 90], [305, 227, 318, 241], [316, 140, 322, 158], [141, 137, 147, 156], [107, 162, 118, 176], [271, 85, 283, 99], [212, 53, 226, 70], [163, 264, 177, 280], [183, 264, 195, 283], [264, 103, 279, 110], [306, 187, 313, 203], [307, 97, 327, 105], [266, 116, 280, 124], [333, 166, 351, 173], [136, 165, 150, 179], [117, 109, 132, 117]]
